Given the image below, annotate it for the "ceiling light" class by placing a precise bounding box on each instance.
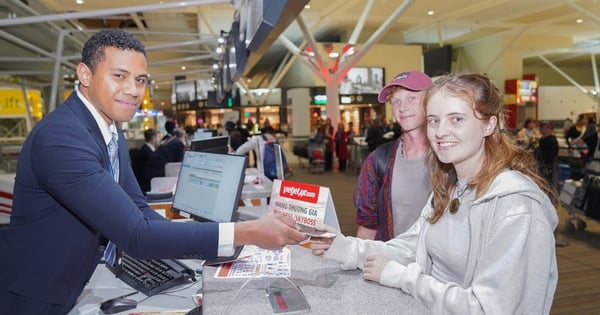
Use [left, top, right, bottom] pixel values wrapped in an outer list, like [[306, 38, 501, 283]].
[[576, 18, 583, 24], [427, 10, 435, 16], [181, 66, 186, 70], [305, 4, 311, 9], [75, 0, 84, 4]]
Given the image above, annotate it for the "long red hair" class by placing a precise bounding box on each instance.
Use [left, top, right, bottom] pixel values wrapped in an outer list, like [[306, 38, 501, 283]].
[[424, 73, 558, 224]]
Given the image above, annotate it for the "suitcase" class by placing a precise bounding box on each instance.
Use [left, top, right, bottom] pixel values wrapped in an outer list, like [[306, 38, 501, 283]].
[[584, 175, 600, 221]]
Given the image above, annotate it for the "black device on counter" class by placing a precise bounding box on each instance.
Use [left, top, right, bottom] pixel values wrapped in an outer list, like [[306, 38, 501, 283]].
[[99, 295, 138, 314], [190, 135, 230, 154], [106, 250, 195, 296]]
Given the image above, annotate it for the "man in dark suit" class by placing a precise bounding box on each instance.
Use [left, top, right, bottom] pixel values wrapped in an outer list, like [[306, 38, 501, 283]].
[[142, 127, 186, 190], [160, 120, 176, 144], [132, 128, 159, 192], [0, 29, 305, 314]]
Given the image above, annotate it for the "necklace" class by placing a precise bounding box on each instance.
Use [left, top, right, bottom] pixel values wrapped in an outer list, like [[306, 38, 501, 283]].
[[449, 182, 469, 214], [399, 136, 405, 158]]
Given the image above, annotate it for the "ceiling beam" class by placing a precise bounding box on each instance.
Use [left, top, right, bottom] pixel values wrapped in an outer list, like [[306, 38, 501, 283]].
[[0, 0, 229, 27]]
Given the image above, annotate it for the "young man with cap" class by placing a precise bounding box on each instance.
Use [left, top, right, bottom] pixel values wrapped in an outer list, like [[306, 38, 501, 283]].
[[354, 70, 433, 241]]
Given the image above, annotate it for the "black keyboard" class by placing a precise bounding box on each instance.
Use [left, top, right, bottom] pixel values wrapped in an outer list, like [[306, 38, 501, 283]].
[[107, 252, 195, 296]]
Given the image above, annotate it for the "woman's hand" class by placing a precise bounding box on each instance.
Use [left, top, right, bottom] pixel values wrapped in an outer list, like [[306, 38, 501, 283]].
[[363, 255, 391, 283], [309, 224, 338, 256]]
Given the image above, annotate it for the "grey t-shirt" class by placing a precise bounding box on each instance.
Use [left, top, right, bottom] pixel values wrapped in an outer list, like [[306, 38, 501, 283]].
[[390, 149, 432, 236], [425, 179, 475, 283]]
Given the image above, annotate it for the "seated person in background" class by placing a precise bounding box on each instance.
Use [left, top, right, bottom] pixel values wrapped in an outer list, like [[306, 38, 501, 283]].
[[564, 114, 584, 148], [142, 128, 186, 189], [233, 126, 286, 179], [236, 120, 251, 144], [572, 116, 598, 162], [260, 118, 276, 135], [311, 72, 558, 314], [132, 128, 160, 193], [365, 117, 386, 152], [515, 117, 541, 148], [225, 121, 243, 151], [233, 126, 292, 179], [160, 120, 176, 144], [534, 121, 559, 186]]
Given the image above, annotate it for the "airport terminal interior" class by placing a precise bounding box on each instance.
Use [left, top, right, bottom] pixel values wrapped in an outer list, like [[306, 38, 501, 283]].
[[2, 0, 600, 314]]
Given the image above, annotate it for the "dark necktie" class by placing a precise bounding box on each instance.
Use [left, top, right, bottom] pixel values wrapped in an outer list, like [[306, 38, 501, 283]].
[[104, 129, 119, 266]]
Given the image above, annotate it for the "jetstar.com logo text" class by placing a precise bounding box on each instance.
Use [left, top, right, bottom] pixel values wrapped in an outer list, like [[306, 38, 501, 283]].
[[279, 181, 320, 203]]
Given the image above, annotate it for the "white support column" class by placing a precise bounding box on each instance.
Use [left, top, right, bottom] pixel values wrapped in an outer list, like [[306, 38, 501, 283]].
[[49, 30, 66, 113], [20, 79, 33, 132], [278, 36, 322, 79], [296, 15, 331, 85], [325, 73, 341, 128], [337, 0, 416, 75], [259, 52, 293, 105], [288, 88, 311, 137], [347, 0, 374, 45], [237, 80, 258, 106], [591, 53, 600, 108], [538, 55, 591, 97], [1, 0, 228, 27]]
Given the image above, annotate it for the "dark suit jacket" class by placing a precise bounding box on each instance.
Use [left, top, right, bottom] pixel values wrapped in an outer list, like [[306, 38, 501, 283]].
[[142, 138, 185, 184], [132, 143, 154, 193], [0, 93, 219, 314]]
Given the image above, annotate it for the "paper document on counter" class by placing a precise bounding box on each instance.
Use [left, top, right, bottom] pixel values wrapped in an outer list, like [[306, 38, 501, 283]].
[[214, 246, 291, 278]]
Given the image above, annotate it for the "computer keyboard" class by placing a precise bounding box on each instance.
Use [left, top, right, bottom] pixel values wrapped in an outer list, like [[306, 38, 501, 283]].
[[107, 252, 196, 296]]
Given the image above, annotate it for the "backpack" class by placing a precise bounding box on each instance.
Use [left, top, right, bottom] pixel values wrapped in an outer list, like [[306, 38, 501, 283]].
[[261, 135, 288, 180], [375, 141, 395, 184]]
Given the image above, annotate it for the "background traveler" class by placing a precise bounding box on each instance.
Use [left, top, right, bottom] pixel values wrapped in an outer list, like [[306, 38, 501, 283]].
[[354, 70, 433, 241]]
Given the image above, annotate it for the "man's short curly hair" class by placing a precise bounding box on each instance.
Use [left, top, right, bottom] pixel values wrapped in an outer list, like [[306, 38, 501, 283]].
[[81, 29, 146, 72]]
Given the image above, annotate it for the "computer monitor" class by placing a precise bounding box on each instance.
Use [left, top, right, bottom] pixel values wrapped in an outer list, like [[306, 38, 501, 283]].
[[171, 151, 247, 222], [190, 135, 230, 155], [274, 143, 285, 180]]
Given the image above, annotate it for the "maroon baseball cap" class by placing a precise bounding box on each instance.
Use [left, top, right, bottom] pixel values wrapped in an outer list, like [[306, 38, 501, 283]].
[[539, 121, 553, 130], [377, 70, 432, 103]]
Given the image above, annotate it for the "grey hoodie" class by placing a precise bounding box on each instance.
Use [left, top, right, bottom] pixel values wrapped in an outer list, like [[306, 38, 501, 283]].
[[325, 170, 558, 314]]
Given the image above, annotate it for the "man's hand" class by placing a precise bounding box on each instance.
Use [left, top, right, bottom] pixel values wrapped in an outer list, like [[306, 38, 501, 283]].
[[363, 255, 391, 283], [234, 215, 307, 250]]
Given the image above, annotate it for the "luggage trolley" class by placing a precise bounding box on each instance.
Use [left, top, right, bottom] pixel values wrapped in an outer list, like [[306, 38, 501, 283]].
[[559, 167, 600, 232], [308, 147, 325, 174]]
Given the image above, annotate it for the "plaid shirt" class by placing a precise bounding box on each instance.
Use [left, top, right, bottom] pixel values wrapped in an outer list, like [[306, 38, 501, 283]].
[[353, 141, 401, 241]]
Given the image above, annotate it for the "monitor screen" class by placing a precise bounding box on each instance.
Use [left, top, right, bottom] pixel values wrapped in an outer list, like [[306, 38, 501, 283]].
[[190, 135, 229, 155], [274, 143, 285, 180], [171, 151, 247, 222]]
